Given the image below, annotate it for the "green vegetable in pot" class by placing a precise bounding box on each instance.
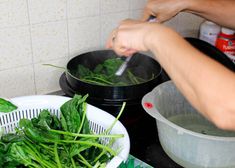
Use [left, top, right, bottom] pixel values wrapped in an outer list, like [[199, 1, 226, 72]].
[[0, 94, 126, 168], [73, 58, 155, 86], [0, 98, 17, 113]]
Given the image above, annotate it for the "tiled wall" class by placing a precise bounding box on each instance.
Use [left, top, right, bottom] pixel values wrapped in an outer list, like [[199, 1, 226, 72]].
[[0, 0, 203, 98]]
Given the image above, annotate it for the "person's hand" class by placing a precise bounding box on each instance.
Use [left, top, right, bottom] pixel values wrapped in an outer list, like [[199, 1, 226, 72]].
[[106, 19, 160, 56], [142, 0, 187, 22]]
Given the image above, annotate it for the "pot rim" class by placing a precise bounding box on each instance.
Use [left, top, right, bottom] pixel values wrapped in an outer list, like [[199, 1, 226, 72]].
[[66, 68, 162, 88], [66, 50, 163, 88]]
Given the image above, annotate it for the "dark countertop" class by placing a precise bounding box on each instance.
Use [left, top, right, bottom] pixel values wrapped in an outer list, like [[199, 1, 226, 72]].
[[126, 112, 182, 168]]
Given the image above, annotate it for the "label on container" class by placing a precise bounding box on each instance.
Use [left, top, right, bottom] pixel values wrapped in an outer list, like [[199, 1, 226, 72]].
[[216, 36, 235, 64], [200, 32, 218, 46]]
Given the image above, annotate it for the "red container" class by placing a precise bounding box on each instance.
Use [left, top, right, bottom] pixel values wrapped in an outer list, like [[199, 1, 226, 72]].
[[216, 27, 235, 63]]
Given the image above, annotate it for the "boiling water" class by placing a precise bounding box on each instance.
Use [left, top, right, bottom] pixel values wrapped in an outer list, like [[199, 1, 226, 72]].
[[167, 114, 235, 137]]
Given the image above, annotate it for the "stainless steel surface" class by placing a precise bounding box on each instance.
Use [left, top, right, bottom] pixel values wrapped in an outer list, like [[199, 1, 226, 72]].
[[46, 90, 65, 96], [115, 56, 132, 76]]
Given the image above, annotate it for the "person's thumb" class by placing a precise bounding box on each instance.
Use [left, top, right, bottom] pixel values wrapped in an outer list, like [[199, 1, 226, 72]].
[[141, 8, 151, 21]]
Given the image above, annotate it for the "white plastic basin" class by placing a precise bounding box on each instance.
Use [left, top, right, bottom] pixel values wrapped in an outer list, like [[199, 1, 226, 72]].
[[142, 81, 235, 168]]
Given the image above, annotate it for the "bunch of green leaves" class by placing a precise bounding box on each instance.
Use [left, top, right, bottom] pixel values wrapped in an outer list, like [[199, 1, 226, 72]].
[[0, 94, 125, 168], [0, 98, 17, 113], [73, 58, 154, 86]]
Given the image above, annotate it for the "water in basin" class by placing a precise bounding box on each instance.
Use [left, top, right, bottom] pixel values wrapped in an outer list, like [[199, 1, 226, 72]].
[[167, 114, 235, 137]]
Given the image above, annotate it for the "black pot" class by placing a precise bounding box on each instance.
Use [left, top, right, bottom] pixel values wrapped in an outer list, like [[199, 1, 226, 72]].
[[186, 37, 235, 72], [60, 38, 235, 166], [65, 50, 162, 102]]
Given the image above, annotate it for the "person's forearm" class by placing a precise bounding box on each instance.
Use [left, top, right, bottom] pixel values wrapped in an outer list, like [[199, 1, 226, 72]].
[[184, 0, 235, 29], [145, 26, 235, 130]]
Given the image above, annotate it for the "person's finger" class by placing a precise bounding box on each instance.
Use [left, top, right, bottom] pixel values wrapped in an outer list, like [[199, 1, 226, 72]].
[[119, 19, 142, 29], [105, 29, 117, 49], [113, 45, 127, 56], [113, 36, 138, 56], [141, 0, 158, 21], [141, 7, 151, 21], [141, 0, 152, 21], [124, 49, 138, 56], [113, 48, 137, 57], [111, 32, 128, 56]]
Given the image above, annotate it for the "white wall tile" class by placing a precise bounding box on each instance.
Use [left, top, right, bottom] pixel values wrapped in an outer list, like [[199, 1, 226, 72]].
[[0, 65, 35, 98], [68, 16, 100, 57], [163, 16, 179, 32], [129, 9, 143, 20], [34, 57, 68, 94], [0, 0, 29, 28], [67, 0, 99, 19], [0, 0, 204, 98], [177, 12, 204, 37], [130, 0, 147, 10], [28, 0, 66, 24], [100, 12, 129, 47], [0, 26, 32, 70], [31, 20, 68, 63], [101, 0, 129, 14]]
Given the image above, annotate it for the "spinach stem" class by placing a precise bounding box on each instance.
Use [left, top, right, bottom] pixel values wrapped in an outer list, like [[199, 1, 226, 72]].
[[54, 143, 62, 168], [14, 145, 41, 168], [92, 138, 115, 164], [76, 102, 87, 135], [71, 158, 76, 168], [127, 70, 139, 84], [24, 141, 55, 168], [58, 140, 116, 156], [89, 76, 114, 85], [62, 144, 76, 168], [78, 153, 92, 168], [93, 150, 106, 164], [49, 129, 124, 138], [39, 143, 54, 153], [105, 102, 126, 134], [42, 64, 66, 71], [82, 78, 114, 85]]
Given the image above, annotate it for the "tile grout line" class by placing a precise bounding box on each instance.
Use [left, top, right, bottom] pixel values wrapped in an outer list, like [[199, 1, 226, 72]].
[[26, 0, 37, 95], [99, 0, 102, 48], [128, 0, 131, 18], [0, 10, 133, 32], [0, 56, 69, 72], [65, 0, 70, 60]]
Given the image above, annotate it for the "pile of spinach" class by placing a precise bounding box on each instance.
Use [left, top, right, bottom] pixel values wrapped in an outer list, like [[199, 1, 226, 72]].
[[73, 58, 154, 86], [0, 94, 125, 168]]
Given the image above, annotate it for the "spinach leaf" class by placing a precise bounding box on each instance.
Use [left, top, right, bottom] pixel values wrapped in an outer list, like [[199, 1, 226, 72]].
[[75, 58, 154, 86], [31, 109, 61, 130], [0, 98, 17, 113], [1, 133, 24, 143], [60, 94, 90, 135], [19, 118, 60, 143]]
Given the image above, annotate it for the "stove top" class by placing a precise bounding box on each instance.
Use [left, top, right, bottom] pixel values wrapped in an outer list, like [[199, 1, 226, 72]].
[[59, 72, 182, 168]]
